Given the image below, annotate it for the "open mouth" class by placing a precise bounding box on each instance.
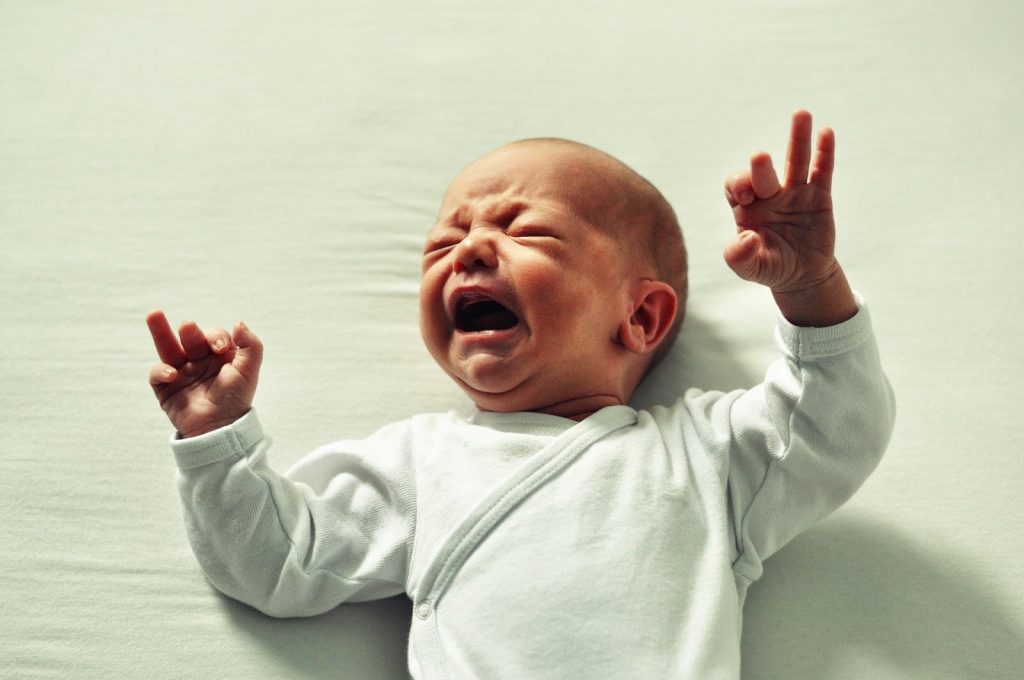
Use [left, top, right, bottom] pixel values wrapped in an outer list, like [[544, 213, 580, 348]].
[[454, 294, 520, 333]]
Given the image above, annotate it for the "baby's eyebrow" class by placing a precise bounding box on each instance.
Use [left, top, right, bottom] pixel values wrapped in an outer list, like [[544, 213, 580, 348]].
[[474, 199, 531, 226], [430, 205, 467, 232], [441, 207, 466, 228], [439, 196, 538, 232]]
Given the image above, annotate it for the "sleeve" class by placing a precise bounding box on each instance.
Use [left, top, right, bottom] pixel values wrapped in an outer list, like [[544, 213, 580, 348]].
[[685, 300, 895, 584], [171, 409, 417, 618]]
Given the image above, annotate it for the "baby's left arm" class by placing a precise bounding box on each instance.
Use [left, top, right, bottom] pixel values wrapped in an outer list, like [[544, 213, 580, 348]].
[[724, 110, 857, 327]]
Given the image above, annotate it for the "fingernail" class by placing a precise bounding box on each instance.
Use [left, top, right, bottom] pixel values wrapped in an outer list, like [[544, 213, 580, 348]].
[[213, 339, 225, 351], [162, 368, 174, 378], [739, 191, 754, 204]]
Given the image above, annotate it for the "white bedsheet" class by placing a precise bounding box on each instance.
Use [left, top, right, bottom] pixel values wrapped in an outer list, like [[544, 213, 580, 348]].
[[2, 1, 1022, 678]]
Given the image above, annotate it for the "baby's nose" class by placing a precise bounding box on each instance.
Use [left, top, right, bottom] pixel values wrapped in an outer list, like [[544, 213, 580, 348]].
[[452, 231, 499, 273]]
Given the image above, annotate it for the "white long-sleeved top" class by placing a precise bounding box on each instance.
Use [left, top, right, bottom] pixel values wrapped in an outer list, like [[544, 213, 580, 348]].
[[170, 303, 894, 679]]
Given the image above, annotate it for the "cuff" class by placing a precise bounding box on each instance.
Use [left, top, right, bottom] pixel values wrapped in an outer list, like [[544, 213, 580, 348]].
[[774, 293, 874, 359], [169, 409, 265, 470]]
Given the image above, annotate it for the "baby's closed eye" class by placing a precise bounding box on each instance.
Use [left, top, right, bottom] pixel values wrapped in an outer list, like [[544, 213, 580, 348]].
[[506, 222, 561, 240]]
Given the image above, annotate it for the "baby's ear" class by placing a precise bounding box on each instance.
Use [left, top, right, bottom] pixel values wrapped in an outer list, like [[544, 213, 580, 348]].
[[618, 280, 677, 355]]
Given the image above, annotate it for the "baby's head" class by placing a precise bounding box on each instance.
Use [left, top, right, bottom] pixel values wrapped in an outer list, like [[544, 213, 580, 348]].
[[420, 138, 687, 420]]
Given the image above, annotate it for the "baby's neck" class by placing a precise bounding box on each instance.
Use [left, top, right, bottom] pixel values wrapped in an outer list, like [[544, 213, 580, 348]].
[[531, 394, 626, 422]]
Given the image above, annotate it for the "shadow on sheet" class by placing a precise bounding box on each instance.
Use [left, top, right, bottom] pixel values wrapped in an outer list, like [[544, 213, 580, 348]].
[[222, 594, 413, 679], [633, 312, 763, 407], [742, 515, 1024, 680]]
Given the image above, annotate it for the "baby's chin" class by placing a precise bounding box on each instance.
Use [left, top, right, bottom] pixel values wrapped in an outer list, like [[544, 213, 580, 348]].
[[469, 390, 625, 421], [453, 369, 532, 412], [448, 364, 555, 414], [456, 371, 610, 419]]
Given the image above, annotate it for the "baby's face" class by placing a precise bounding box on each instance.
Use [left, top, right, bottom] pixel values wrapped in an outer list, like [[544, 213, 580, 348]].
[[420, 142, 637, 416]]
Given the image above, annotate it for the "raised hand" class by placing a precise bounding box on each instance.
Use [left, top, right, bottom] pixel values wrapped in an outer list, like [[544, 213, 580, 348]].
[[724, 109, 840, 292], [146, 311, 263, 438], [724, 110, 856, 327]]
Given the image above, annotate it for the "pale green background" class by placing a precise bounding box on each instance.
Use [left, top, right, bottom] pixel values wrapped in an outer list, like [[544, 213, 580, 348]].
[[2, 1, 1022, 678]]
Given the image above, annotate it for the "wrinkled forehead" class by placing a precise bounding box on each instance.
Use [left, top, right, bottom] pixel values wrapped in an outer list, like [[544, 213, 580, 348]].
[[439, 142, 626, 224]]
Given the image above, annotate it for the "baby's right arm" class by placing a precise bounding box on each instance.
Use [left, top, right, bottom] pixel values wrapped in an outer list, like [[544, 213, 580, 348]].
[[146, 311, 262, 438]]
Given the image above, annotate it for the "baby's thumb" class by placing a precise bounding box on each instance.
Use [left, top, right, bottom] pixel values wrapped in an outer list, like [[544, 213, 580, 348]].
[[232, 321, 264, 376], [723, 230, 762, 282]]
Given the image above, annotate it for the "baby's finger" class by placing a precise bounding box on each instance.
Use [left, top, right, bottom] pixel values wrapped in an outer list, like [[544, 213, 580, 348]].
[[179, 321, 212, 361], [148, 361, 178, 387], [724, 171, 755, 208], [750, 152, 781, 199], [146, 310, 187, 368], [809, 127, 835, 193], [783, 109, 813, 187], [205, 327, 234, 355]]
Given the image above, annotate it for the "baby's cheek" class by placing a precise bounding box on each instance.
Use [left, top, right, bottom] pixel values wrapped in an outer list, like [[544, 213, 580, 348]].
[[418, 266, 445, 304], [417, 279, 448, 338], [514, 260, 566, 295]]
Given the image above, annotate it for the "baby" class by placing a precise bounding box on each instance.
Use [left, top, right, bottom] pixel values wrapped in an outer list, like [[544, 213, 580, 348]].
[[147, 110, 894, 679]]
